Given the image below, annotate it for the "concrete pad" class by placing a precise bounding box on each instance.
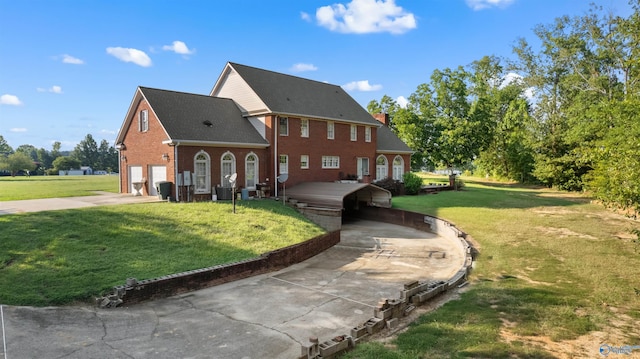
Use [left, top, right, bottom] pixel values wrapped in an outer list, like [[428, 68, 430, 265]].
[[1, 220, 465, 358]]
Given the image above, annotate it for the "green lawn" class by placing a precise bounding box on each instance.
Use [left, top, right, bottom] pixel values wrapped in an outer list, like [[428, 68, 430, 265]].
[[0, 200, 325, 306], [344, 176, 640, 358], [0, 175, 119, 201]]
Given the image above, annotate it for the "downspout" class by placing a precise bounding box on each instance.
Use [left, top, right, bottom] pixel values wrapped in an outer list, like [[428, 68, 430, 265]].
[[174, 142, 180, 202], [273, 115, 278, 198], [117, 148, 122, 193]]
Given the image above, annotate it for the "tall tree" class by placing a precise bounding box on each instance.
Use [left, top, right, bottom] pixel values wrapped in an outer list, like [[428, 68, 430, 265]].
[[72, 134, 99, 168], [2, 152, 35, 176], [0, 135, 13, 156]]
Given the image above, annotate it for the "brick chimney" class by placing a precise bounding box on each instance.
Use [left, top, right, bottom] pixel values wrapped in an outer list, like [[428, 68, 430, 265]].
[[373, 113, 389, 126]]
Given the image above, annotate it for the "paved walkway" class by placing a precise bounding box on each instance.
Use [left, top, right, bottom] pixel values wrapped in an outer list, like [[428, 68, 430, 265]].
[[0, 194, 466, 358]]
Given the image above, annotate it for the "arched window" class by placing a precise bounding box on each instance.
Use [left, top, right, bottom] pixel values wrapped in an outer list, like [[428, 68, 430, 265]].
[[194, 150, 211, 194], [376, 155, 388, 181], [221, 152, 236, 188], [393, 155, 404, 181], [245, 152, 258, 190]]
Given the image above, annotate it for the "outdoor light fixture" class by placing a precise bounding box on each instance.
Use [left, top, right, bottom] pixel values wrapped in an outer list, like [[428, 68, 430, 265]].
[[162, 153, 169, 161], [120, 155, 127, 162]]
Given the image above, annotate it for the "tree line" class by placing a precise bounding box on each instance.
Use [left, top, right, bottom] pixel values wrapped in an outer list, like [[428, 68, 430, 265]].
[[369, 1, 640, 217], [0, 134, 119, 176]]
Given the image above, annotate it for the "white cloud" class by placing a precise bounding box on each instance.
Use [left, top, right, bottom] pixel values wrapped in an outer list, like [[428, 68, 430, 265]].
[[62, 54, 84, 64], [315, 0, 417, 34], [502, 72, 535, 101], [342, 80, 383, 91], [290, 63, 318, 72], [0, 94, 23, 105], [301, 11, 311, 21], [10, 128, 27, 132], [100, 129, 116, 135], [466, 0, 515, 11], [396, 95, 408, 108], [162, 41, 195, 55], [106, 47, 152, 67], [37, 85, 63, 94]]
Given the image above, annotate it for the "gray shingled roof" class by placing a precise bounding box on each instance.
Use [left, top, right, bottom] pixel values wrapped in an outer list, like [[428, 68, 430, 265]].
[[140, 87, 269, 146], [229, 62, 381, 126], [376, 125, 413, 153]]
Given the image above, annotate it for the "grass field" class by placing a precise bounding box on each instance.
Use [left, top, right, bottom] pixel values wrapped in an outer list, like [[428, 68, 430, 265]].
[[0, 175, 119, 200], [0, 200, 325, 306], [344, 176, 640, 358]]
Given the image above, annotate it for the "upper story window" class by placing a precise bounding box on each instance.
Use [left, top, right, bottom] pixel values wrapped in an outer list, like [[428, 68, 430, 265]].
[[322, 156, 340, 169], [365, 126, 371, 142], [300, 119, 309, 137], [139, 110, 149, 132], [279, 117, 288, 136], [300, 155, 309, 169], [327, 121, 334, 140], [350, 125, 357, 141]]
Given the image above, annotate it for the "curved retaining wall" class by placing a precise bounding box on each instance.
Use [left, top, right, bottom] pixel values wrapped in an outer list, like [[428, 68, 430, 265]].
[[97, 231, 341, 307], [299, 207, 476, 359]]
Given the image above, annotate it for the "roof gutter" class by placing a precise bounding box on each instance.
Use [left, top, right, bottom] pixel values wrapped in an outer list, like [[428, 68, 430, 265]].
[[162, 139, 268, 148]]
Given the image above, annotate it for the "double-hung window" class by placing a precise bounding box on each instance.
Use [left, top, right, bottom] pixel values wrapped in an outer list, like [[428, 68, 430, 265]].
[[300, 119, 309, 137], [279, 154, 289, 174], [327, 121, 334, 140], [194, 151, 210, 194], [365, 126, 371, 142], [139, 110, 149, 132], [279, 117, 288, 136], [300, 155, 309, 169], [350, 125, 357, 141]]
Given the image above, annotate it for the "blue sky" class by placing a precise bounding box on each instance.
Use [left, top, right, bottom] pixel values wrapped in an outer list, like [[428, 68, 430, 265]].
[[0, 0, 632, 151]]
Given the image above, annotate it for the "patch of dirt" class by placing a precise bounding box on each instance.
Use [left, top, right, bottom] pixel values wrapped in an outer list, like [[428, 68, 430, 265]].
[[531, 207, 579, 216], [535, 226, 598, 240], [499, 306, 640, 359]]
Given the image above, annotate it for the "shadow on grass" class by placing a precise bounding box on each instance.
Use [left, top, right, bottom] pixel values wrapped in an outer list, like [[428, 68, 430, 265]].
[[0, 201, 314, 306], [347, 280, 593, 359]]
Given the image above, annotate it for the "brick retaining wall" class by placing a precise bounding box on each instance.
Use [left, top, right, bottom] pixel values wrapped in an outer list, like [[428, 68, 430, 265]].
[[98, 231, 340, 307]]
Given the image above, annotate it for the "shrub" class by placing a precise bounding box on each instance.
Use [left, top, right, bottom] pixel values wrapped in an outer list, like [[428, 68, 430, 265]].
[[403, 172, 423, 195], [373, 177, 404, 196]]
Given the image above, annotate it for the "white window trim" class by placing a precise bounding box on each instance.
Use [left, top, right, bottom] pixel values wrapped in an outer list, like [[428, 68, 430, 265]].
[[221, 151, 236, 188], [194, 150, 211, 194], [393, 155, 404, 181], [279, 154, 289, 175], [365, 126, 371, 142], [300, 155, 309, 169], [279, 117, 289, 136], [350, 125, 357, 141], [300, 119, 309, 138], [139, 110, 148, 132], [322, 156, 340, 169], [327, 121, 334, 140], [376, 155, 388, 181], [357, 157, 369, 179], [245, 152, 259, 190]]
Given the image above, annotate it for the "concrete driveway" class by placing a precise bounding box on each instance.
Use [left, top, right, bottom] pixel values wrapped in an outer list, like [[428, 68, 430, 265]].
[[1, 214, 465, 358]]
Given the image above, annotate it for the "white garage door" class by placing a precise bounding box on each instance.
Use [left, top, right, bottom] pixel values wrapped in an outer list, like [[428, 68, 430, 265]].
[[129, 166, 143, 193], [149, 165, 167, 196]]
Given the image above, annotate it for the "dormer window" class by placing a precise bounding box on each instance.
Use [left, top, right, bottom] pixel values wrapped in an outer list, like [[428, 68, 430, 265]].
[[139, 110, 148, 132]]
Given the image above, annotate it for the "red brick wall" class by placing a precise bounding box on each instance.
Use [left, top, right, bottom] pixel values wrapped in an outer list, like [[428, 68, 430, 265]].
[[119, 98, 175, 195], [275, 117, 378, 188]]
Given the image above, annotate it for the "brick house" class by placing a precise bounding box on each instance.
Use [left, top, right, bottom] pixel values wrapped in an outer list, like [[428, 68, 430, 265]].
[[115, 62, 412, 202]]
